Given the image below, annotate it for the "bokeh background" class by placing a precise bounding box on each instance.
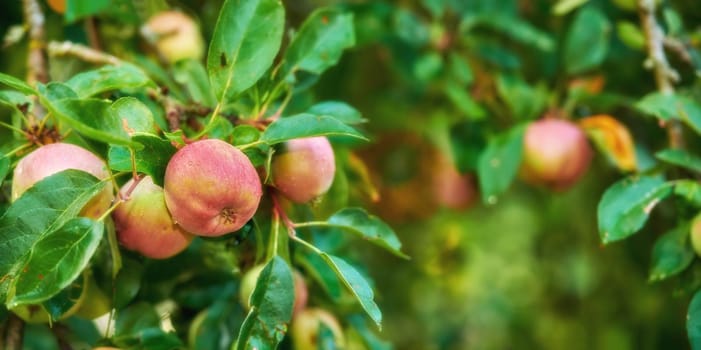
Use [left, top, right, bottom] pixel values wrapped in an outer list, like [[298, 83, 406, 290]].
[[2, 0, 700, 349]]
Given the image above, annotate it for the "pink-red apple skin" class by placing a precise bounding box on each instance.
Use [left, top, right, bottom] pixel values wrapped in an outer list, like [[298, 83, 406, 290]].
[[12, 142, 114, 218], [164, 139, 262, 236], [432, 156, 477, 210], [114, 176, 193, 259], [239, 266, 308, 315], [521, 119, 593, 190], [272, 137, 336, 203]]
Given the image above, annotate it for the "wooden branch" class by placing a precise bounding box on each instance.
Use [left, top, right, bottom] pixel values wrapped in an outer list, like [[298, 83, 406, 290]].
[[3, 314, 24, 350], [47, 41, 123, 66], [22, 0, 48, 127], [638, 0, 684, 149]]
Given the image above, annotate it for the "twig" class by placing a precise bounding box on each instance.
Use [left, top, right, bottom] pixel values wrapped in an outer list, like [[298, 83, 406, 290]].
[[4, 314, 24, 350], [84, 17, 103, 51], [22, 0, 48, 127], [47, 41, 123, 66], [638, 0, 684, 148]]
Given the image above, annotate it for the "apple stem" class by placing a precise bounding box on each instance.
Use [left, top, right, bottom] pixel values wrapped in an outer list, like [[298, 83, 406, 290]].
[[118, 174, 143, 201], [271, 191, 296, 236]]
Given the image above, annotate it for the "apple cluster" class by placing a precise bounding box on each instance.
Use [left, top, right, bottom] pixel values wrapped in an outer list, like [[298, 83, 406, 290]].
[[11, 136, 336, 259]]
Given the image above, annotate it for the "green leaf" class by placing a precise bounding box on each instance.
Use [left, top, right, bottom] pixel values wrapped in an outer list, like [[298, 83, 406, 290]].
[[108, 134, 177, 187], [261, 114, 367, 145], [65, 0, 111, 22], [42, 272, 85, 321], [207, 0, 284, 103], [0, 72, 36, 95], [477, 125, 526, 204], [296, 251, 343, 301], [471, 14, 554, 51], [635, 92, 679, 121], [448, 53, 474, 85], [674, 180, 701, 207], [39, 82, 78, 101], [444, 82, 486, 120], [656, 149, 701, 173], [9, 218, 104, 307], [42, 98, 135, 147], [597, 176, 674, 244], [0, 90, 32, 111], [307, 101, 365, 125], [115, 302, 161, 337], [688, 289, 701, 350], [173, 59, 217, 107], [232, 125, 261, 146], [564, 7, 611, 74], [496, 74, 548, 120], [552, 0, 589, 15], [649, 223, 694, 282], [323, 208, 408, 259], [0, 170, 105, 296], [348, 315, 392, 350], [616, 20, 645, 50], [235, 256, 294, 350], [320, 254, 382, 328], [282, 8, 354, 80], [0, 156, 9, 188], [64, 64, 152, 98], [111, 97, 158, 135]]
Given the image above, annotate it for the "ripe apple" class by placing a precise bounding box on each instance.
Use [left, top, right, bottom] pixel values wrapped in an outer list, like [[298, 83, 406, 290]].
[[521, 118, 593, 190], [114, 176, 193, 259], [12, 142, 114, 218], [291, 308, 345, 350], [142, 11, 205, 63], [272, 137, 336, 203], [239, 266, 308, 315], [164, 139, 262, 236], [432, 154, 477, 210]]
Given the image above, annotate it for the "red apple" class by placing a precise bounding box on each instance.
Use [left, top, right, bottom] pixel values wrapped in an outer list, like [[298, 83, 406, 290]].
[[432, 155, 477, 210], [272, 137, 336, 203], [521, 118, 592, 190], [164, 139, 262, 236], [12, 142, 114, 218], [114, 176, 193, 259]]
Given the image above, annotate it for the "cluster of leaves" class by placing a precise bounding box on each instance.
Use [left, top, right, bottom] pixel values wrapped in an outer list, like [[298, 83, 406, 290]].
[[0, 0, 407, 349]]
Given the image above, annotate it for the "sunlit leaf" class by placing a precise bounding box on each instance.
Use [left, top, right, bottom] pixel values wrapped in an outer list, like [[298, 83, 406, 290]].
[[108, 134, 177, 187], [65, 64, 152, 98], [261, 114, 367, 145], [0, 72, 35, 95], [579, 114, 636, 172], [323, 208, 408, 259]]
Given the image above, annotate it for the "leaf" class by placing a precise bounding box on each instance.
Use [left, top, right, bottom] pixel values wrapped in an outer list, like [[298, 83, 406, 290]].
[[635, 94, 701, 135], [65, 0, 111, 22], [649, 223, 694, 282], [579, 114, 637, 172], [232, 125, 262, 146], [0, 72, 36, 95], [235, 256, 294, 350], [296, 251, 343, 301], [261, 114, 367, 145], [324, 208, 408, 259], [564, 7, 611, 75], [616, 20, 645, 50], [688, 289, 701, 350], [0, 155, 9, 187], [674, 180, 701, 207], [552, 0, 589, 15], [495, 75, 548, 120], [282, 8, 354, 80], [307, 101, 365, 125], [597, 175, 674, 244], [42, 272, 85, 321], [348, 315, 392, 350], [471, 14, 554, 52], [207, 0, 284, 103], [39, 82, 78, 101], [173, 59, 217, 107], [8, 218, 104, 307], [0, 90, 32, 111], [110, 97, 158, 135], [444, 82, 486, 120], [477, 125, 526, 204], [656, 149, 701, 174], [0, 170, 105, 297], [42, 98, 136, 147], [320, 254, 382, 328], [64, 64, 152, 98], [108, 134, 177, 187]]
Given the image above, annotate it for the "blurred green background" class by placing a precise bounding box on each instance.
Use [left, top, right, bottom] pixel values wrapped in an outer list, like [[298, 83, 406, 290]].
[[2, 0, 700, 349]]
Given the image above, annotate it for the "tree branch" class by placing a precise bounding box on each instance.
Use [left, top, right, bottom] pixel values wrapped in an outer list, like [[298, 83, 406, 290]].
[[47, 41, 123, 66], [22, 0, 48, 127], [3, 314, 24, 350], [638, 0, 684, 148]]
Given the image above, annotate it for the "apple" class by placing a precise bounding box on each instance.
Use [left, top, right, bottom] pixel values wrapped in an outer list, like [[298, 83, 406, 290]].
[[114, 176, 193, 259], [142, 11, 205, 63], [521, 118, 593, 190], [239, 266, 308, 315], [272, 137, 336, 203], [164, 139, 262, 236], [432, 155, 477, 210], [12, 142, 114, 219], [291, 308, 345, 350]]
